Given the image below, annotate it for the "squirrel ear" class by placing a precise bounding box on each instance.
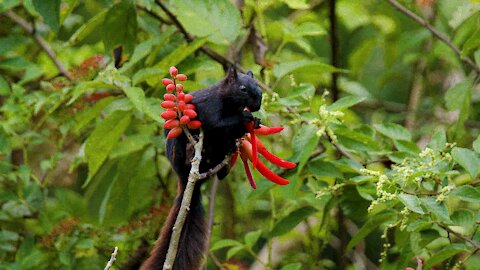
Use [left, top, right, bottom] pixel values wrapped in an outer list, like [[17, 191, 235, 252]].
[[226, 66, 238, 83], [247, 70, 253, 78]]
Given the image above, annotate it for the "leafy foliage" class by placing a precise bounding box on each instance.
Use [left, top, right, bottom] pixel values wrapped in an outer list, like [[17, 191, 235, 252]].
[[1, 0, 480, 269]]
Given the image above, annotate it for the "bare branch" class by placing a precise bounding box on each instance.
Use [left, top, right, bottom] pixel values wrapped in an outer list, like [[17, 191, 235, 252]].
[[386, 0, 480, 75], [4, 11, 74, 80], [199, 154, 232, 179], [104, 247, 119, 270], [163, 130, 204, 270]]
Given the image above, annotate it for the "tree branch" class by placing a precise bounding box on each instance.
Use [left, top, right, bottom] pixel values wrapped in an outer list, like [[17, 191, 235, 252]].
[[4, 11, 74, 80], [104, 247, 119, 270], [386, 0, 480, 75], [328, 0, 339, 101], [163, 130, 204, 270]]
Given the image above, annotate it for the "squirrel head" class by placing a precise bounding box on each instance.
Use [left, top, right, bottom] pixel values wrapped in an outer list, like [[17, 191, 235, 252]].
[[222, 67, 262, 113]]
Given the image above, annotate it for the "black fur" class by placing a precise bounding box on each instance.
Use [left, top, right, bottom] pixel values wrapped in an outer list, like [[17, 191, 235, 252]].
[[141, 69, 262, 270]]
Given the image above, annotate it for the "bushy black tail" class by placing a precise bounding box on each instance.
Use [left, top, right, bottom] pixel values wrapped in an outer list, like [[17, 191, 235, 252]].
[[140, 185, 206, 270]]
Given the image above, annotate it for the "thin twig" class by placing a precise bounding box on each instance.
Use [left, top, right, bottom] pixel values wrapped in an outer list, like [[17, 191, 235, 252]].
[[5, 11, 74, 80], [163, 130, 204, 270], [104, 247, 119, 270], [437, 223, 480, 250], [386, 0, 480, 75], [199, 154, 232, 179]]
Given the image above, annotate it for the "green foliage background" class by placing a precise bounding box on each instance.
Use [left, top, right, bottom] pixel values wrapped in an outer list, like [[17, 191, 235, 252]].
[[1, 0, 480, 269]]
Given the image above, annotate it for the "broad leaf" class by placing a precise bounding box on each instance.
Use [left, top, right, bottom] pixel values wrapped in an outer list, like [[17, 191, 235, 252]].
[[210, 239, 243, 251], [68, 9, 107, 46], [273, 60, 340, 80], [103, 1, 137, 55], [84, 110, 132, 186], [373, 123, 411, 141], [327, 96, 366, 111], [451, 147, 480, 178], [398, 193, 424, 214], [269, 206, 316, 237], [450, 185, 480, 203], [424, 244, 468, 269], [347, 211, 396, 250], [421, 197, 452, 224], [244, 230, 262, 248], [122, 87, 163, 123], [473, 134, 480, 153], [32, 0, 60, 32]]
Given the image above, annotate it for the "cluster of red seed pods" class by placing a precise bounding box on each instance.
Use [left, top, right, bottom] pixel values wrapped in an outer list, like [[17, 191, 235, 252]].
[[160, 66, 201, 139]]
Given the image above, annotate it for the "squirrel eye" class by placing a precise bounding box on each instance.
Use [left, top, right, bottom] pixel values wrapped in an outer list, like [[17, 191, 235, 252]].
[[239, 85, 247, 92]]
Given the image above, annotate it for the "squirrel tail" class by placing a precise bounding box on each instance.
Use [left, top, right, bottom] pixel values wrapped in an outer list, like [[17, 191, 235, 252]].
[[140, 184, 206, 270]]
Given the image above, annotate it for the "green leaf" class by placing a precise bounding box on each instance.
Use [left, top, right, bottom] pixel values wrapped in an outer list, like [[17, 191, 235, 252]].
[[0, 75, 10, 95], [445, 80, 472, 111], [32, 0, 60, 32], [291, 125, 320, 175], [347, 211, 396, 250], [373, 123, 411, 141], [394, 140, 420, 155], [68, 9, 108, 46], [273, 59, 341, 80], [244, 230, 262, 248], [327, 96, 365, 111], [170, 0, 241, 44], [424, 244, 468, 269], [269, 206, 316, 237], [421, 197, 452, 223], [450, 185, 480, 203], [427, 130, 447, 150], [103, 1, 137, 55], [122, 87, 163, 123], [132, 67, 165, 85], [451, 147, 480, 178], [226, 245, 244, 259], [0, 0, 21, 12], [73, 96, 116, 134], [84, 110, 132, 187], [307, 160, 343, 179], [473, 134, 480, 153], [210, 239, 243, 251], [398, 193, 424, 214], [281, 263, 302, 270], [109, 134, 152, 159], [154, 37, 208, 71]]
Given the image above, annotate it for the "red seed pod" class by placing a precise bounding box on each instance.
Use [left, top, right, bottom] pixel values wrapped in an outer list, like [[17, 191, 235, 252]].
[[176, 74, 187, 81], [177, 101, 186, 112], [184, 109, 197, 119], [163, 119, 179, 129], [161, 100, 175, 109], [161, 110, 177, 120], [176, 84, 184, 92], [184, 94, 193, 103], [169, 66, 178, 77], [187, 120, 202, 129], [166, 84, 175, 92], [167, 127, 183, 139], [186, 104, 196, 110], [177, 92, 185, 101], [164, 93, 176, 101], [180, 115, 190, 124], [162, 78, 173, 86]]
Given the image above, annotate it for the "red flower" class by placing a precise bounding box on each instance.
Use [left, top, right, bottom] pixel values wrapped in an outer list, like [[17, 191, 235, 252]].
[[232, 122, 296, 189]]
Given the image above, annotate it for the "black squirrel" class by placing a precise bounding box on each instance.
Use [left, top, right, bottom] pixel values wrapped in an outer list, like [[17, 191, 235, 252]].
[[140, 68, 262, 270]]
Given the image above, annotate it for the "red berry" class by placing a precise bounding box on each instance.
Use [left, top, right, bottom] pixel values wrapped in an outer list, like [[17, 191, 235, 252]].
[[167, 127, 183, 139], [187, 120, 202, 129], [161, 110, 177, 120], [164, 94, 176, 101], [169, 66, 178, 77], [186, 104, 196, 110], [161, 100, 175, 109], [164, 119, 179, 129], [177, 101, 186, 112], [184, 109, 197, 119], [177, 92, 185, 101], [180, 115, 190, 124], [176, 84, 184, 92], [176, 74, 187, 81], [166, 84, 175, 92], [184, 94, 193, 103], [162, 78, 173, 86]]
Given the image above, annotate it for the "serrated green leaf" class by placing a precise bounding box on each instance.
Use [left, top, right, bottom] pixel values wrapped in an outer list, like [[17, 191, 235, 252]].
[[398, 193, 424, 214], [122, 87, 163, 123], [269, 206, 316, 237], [32, 0, 60, 32], [451, 147, 480, 178], [427, 130, 447, 150], [394, 140, 420, 155], [170, 0, 241, 44], [291, 125, 320, 175], [450, 185, 480, 203], [103, 1, 137, 55], [210, 239, 243, 251], [308, 160, 343, 179], [73, 96, 116, 134], [68, 9, 107, 46], [421, 197, 452, 223], [244, 230, 262, 248], [84, 110, 132, 187], [327, 96, 365, 111], [424, 244, 468, 269], [109, 134, 151, 159], [347, 211, 396, 250], [273, 59, 341, 80], [373, 123, 411, 141]]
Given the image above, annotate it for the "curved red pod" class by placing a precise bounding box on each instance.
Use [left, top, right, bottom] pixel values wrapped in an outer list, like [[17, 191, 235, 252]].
[[240, 151, 256, 189], [256, 138, 296, 169], [254, 125, 284, 136]]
